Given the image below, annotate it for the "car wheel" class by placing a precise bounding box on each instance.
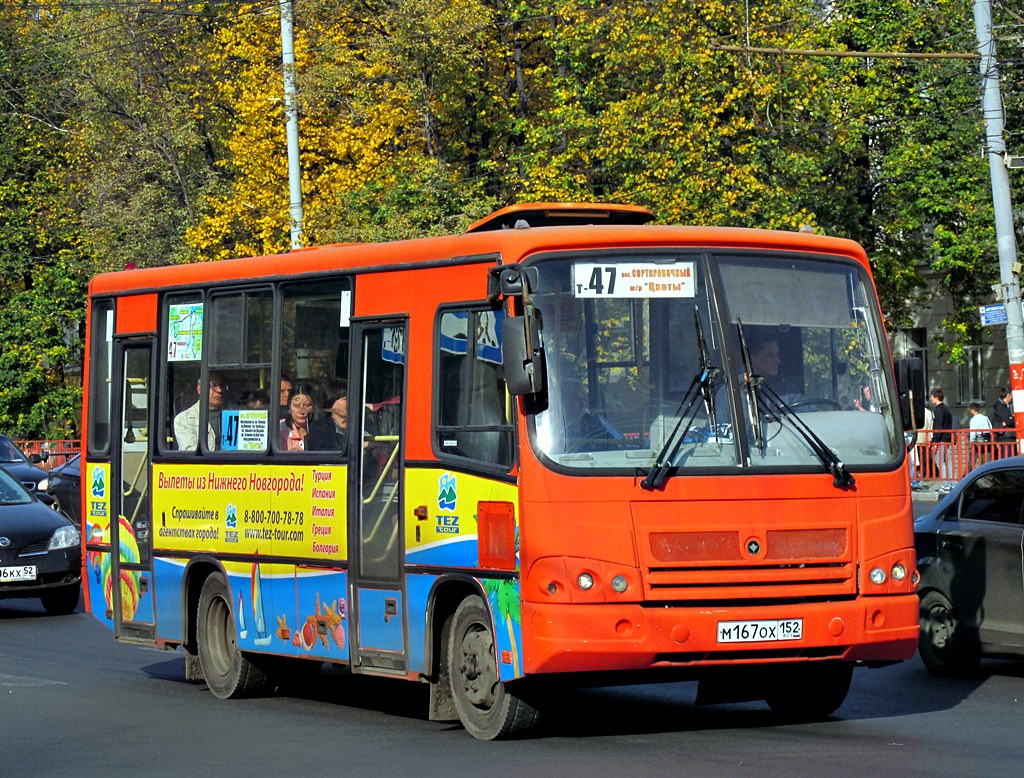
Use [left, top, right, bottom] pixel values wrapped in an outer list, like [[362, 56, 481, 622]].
[[919, 590, 979, 676], [196, 572, 271, 698], [447, 595, 540, 740], [764, 662, 853, 721], [40, 582, 80, 615]]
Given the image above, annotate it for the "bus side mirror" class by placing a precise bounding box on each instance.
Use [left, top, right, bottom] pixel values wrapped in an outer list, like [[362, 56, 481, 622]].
[[502, 315, 546, 396], [896, 357, 925, 431]]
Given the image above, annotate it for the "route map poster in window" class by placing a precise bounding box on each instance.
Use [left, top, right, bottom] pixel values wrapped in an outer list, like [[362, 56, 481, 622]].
[[168, 303, 204, 361]]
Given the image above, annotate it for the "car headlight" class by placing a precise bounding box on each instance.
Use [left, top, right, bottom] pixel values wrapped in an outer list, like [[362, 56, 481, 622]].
[[49, 525, 80, 550], [37, 477, 49, 491]]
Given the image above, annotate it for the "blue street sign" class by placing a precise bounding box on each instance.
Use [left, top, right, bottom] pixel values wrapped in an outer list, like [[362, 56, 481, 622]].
[[980, 303, 1008, 326]]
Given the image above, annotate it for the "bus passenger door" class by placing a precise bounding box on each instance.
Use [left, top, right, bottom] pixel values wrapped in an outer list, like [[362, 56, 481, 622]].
[[350, 321, 407, 673], [109, 339, 156, 641]]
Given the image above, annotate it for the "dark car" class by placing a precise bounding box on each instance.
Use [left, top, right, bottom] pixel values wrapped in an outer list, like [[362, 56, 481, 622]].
[[0, 435, 50, 492], [44, 453, 81, 524], [914, 456, 1024, 675], [0, 466, 81, 614]]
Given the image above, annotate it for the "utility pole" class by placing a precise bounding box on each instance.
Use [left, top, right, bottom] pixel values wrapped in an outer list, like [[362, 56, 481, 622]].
[[975, 0, 1023, 449], [280, 0, 304, 249]]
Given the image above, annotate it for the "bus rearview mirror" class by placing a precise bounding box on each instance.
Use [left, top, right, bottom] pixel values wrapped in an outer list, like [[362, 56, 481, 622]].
[[896, 357, 925, 432], [502, 316, 546, 396]]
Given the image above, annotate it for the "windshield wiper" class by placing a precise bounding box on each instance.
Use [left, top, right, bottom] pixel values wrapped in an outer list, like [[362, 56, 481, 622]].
[[641, 307, 720, 491], [695, 307, 720, 439], [736, 318, 765, 458], [736, 319, 854, 489]]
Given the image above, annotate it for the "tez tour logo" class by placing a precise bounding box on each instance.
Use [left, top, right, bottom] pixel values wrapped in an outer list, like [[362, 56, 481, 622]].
[[91, 466, 106, 498], [436, 473, 460, 535], [437, 473, 457, 512]]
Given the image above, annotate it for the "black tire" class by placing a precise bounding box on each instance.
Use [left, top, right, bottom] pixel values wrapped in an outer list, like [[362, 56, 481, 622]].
[[764, 662, 853, 721], [919, 590, 979, 676], [447, 595, 540, 740], [196, 573, 270, 699], [40, 582, 80, 615]]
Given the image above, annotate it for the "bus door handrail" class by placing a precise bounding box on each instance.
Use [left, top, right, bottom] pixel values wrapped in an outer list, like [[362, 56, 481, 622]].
[[360, 435, 401, 563], [361, 435, 400, 505], [123, 453, 149, 524]]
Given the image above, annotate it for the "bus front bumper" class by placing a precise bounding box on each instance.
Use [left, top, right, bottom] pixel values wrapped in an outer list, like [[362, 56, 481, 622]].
[[520, 595, 919, 676]]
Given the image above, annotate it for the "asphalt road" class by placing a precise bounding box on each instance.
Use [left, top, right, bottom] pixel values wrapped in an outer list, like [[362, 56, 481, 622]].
[[2, 594, 1020, 778]]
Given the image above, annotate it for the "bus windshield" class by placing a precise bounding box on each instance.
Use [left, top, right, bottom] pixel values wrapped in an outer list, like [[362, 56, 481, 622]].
[[529, 251, 902, 477]]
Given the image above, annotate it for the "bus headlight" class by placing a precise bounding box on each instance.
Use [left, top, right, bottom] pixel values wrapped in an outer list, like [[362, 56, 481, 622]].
[[869, 567, 887, 585], [576, 572, 594, 590], [611, 575, 628, 593], [891, 564, 908, 582]]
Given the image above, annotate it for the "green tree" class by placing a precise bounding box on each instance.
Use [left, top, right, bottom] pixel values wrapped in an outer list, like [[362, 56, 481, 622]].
[[0, 5, 88, 436]]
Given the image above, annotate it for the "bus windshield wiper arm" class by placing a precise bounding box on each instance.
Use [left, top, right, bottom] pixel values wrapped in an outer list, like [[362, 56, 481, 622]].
[[641, 307, 719, 491], [736, 319, 765, 457], [695, 307, 720, 438], [757, 381, 856, 490]]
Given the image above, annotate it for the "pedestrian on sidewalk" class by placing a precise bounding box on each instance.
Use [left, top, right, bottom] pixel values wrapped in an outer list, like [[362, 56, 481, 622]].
[[967, 403, 993, 471], [992, 386, 1015, 457], [929, 388, 954, 484], [911, 404, 934, 483]]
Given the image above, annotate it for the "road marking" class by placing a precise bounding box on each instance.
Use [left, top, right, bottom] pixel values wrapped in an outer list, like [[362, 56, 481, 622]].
[[0, 673, 66, 687]]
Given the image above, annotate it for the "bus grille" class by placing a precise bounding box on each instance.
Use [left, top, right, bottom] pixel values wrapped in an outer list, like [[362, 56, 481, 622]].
[[643, 527, 855, 601]]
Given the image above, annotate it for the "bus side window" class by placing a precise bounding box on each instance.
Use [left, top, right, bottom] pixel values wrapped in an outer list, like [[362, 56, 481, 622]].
[[435, 307, 514, 469], [162, 293, 204, 453], [278, 279, 351, 453], [87, 300, 115, 456], [207, 290, 273, 453]]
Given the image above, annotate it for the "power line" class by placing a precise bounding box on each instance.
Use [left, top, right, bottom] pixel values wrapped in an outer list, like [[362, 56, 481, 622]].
[[712, 44, 980, 61]]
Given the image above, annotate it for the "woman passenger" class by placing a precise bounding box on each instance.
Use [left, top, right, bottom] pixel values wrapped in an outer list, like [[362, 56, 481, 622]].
[[279, 383, 317, 451]]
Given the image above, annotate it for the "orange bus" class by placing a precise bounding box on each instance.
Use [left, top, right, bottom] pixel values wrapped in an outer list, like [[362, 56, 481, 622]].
[[82, 203, 921, 739]]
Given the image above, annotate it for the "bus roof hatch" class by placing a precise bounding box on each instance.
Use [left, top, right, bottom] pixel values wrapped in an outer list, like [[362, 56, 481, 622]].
[[465, 202, 655, 233]]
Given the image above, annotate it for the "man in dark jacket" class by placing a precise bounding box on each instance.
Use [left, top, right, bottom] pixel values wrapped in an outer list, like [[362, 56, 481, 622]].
[[992, 387, 1015, 455], [929, 388, 954, 481]]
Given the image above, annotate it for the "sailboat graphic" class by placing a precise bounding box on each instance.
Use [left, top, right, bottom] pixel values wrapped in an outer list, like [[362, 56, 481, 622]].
[[237, 591, 248, 639], [252, 560, 271, 646]]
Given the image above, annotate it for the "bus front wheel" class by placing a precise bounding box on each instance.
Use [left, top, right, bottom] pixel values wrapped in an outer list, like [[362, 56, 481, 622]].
[[764, 662, 853, 721], [197, 572, 270, 699], [447, 595, 539, 740]]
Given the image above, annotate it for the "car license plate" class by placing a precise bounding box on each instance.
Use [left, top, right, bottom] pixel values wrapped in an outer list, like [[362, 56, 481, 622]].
[[0, 565, 37, 582], [718, 618, 802, 643]]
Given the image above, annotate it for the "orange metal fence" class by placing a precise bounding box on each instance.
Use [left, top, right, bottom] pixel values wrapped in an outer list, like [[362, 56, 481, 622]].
[[910, 429, 1019, 482], [14, 439, 81, 471]]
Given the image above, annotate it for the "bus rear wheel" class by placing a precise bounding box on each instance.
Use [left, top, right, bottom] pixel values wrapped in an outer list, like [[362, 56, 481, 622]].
[[197, 572, 270, 699], [447, 595, 539, 740], [764, 662, 853, 721]]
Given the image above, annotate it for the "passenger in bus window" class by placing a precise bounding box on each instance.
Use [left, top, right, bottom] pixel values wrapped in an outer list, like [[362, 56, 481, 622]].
[[279, 382, 316, 451], [308, 380, 348, 451], [279, 375, 293, 419], [854, 385, 877, 413], [173, 372, 226, 451], [244, 389, 270, 409]]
